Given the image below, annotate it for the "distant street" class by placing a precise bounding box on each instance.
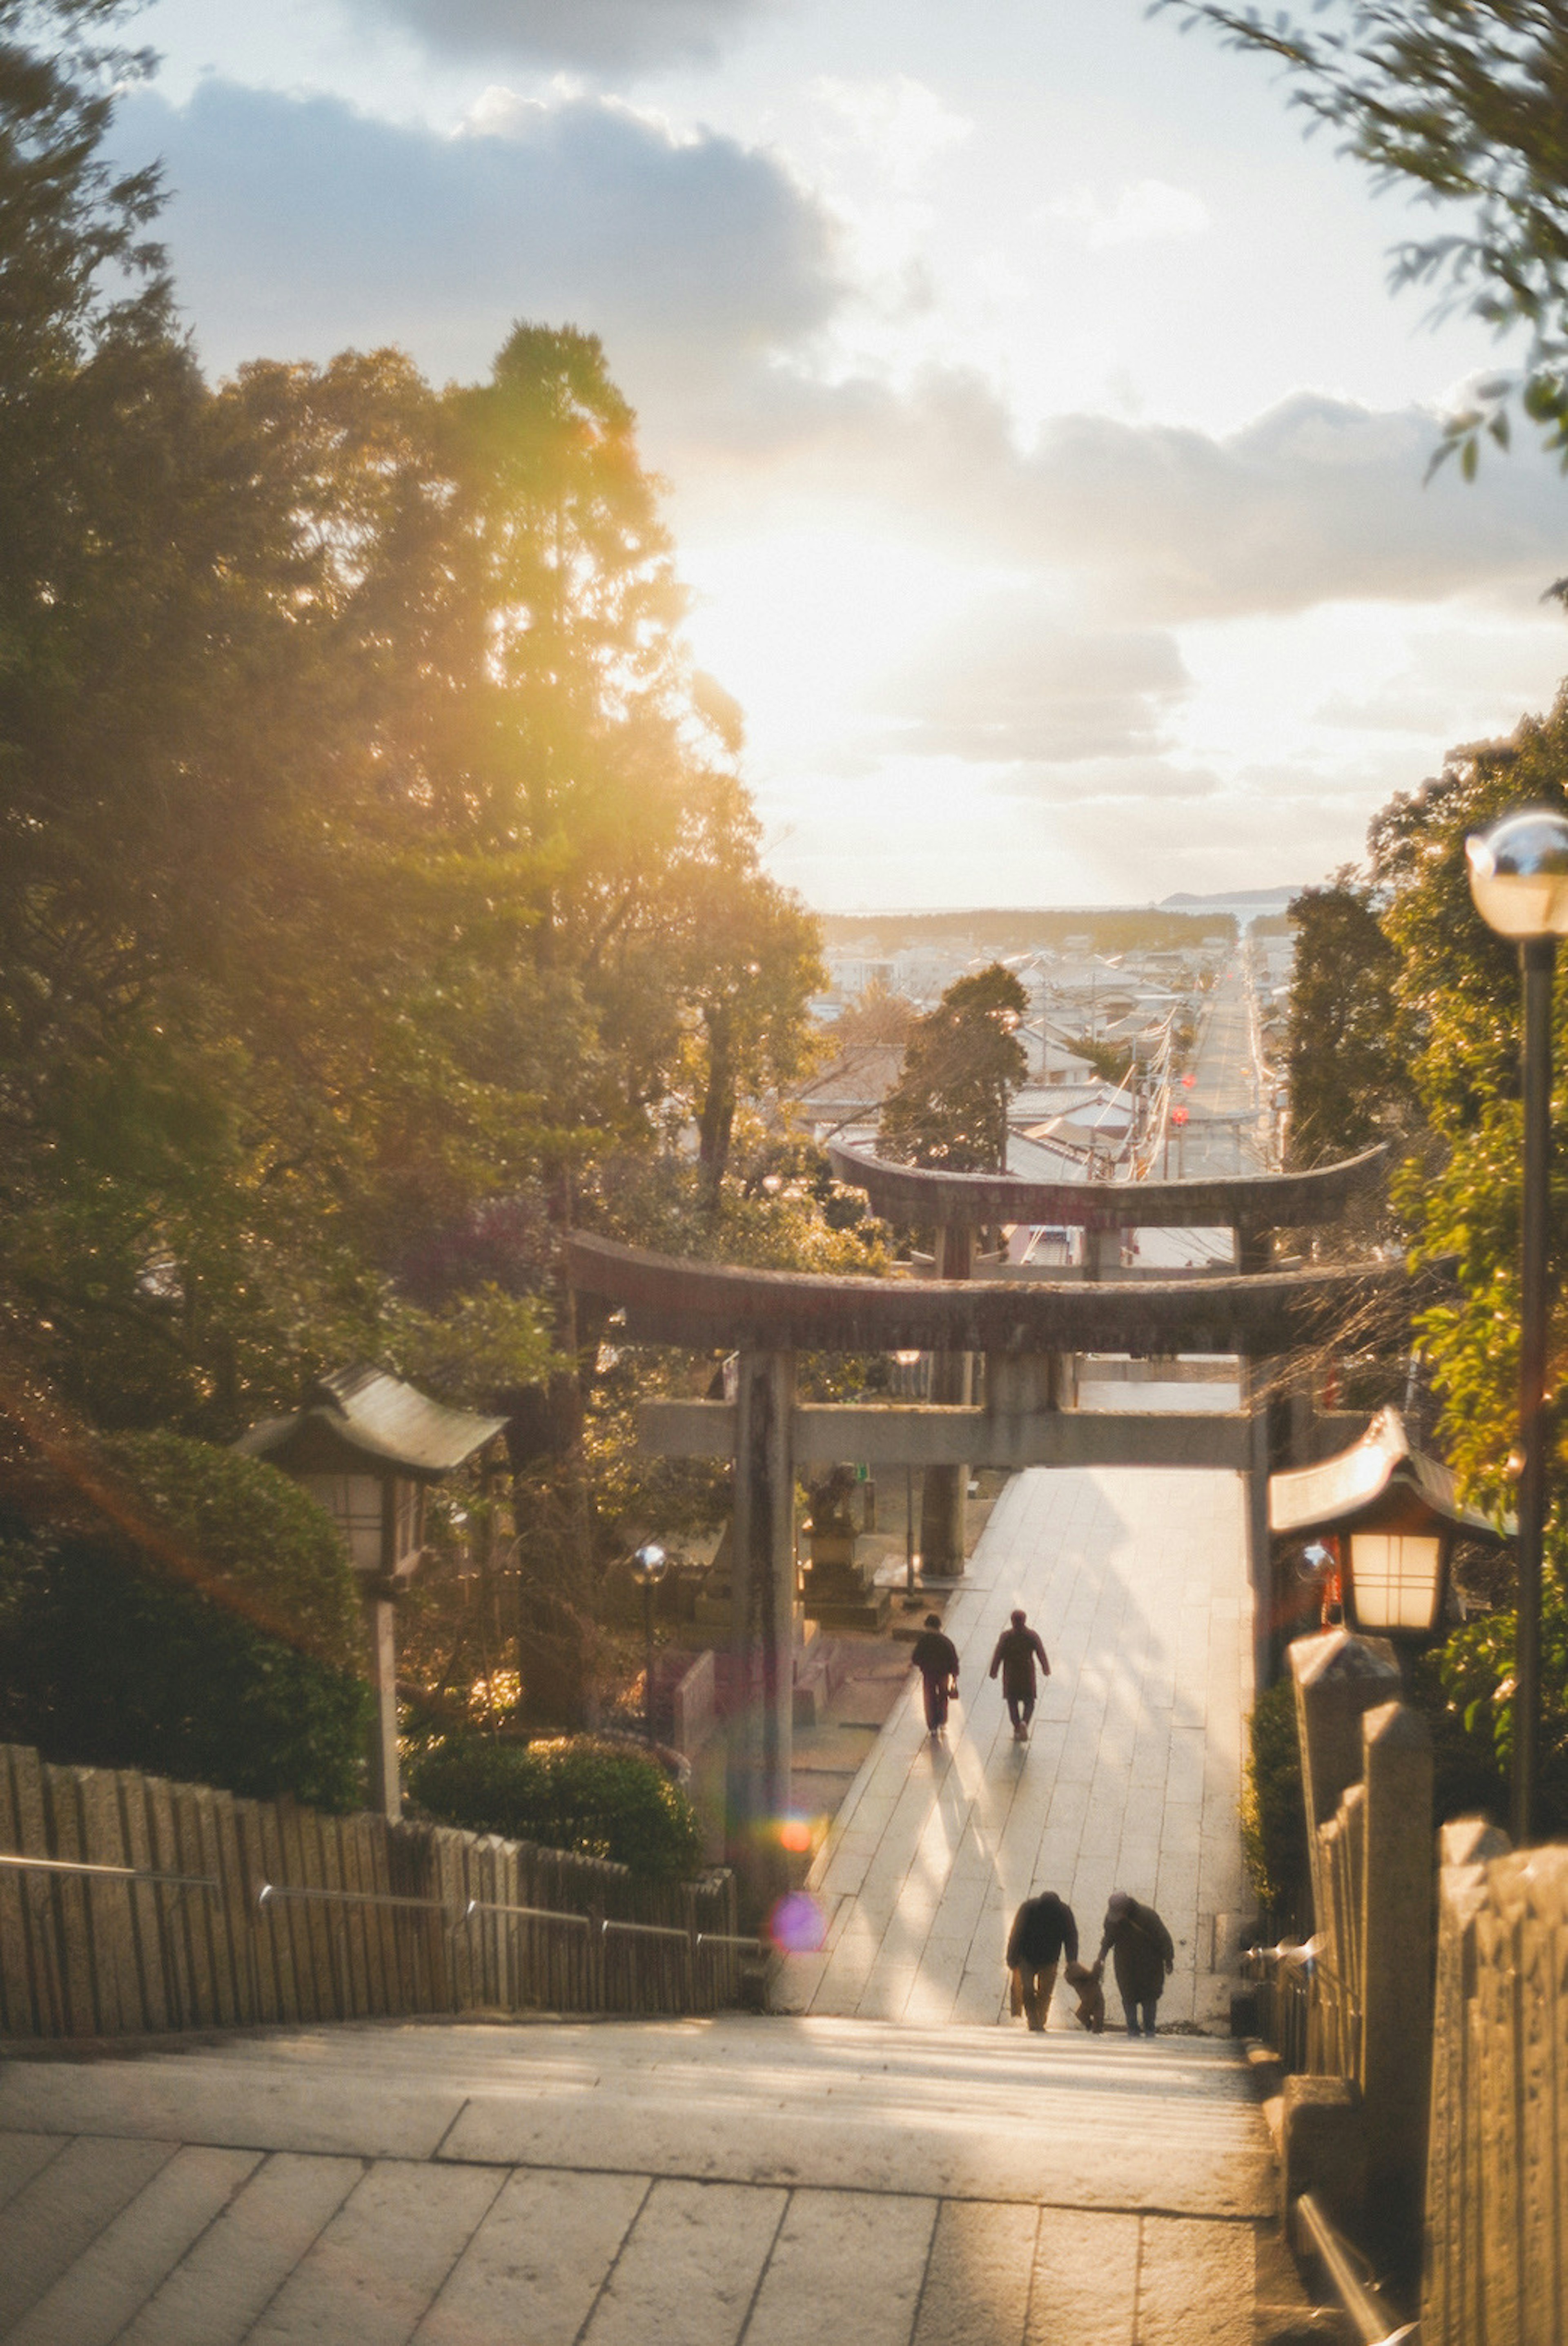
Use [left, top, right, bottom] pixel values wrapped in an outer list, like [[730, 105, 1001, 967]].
[[1168, 961, 1272, 1180]]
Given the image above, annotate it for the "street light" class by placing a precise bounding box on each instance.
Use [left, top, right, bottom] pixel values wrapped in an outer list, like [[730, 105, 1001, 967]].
[[630, 1542, 668, 1744], [1466, 806, 1568, 1842]]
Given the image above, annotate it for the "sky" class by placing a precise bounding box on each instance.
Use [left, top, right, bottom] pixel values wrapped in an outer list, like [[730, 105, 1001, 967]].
[[118, 0, 1568, 909]]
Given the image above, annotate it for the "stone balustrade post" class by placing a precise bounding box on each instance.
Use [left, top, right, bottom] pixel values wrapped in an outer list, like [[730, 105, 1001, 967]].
[[1288, 1629, 1401, 1935], [1358, 1700, 1434, 2258]]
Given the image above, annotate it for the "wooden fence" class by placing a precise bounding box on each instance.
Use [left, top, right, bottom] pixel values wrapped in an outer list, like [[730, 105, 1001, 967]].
[[0, 1740, 745, 2041], [1423, 1821, 1568, 2346]]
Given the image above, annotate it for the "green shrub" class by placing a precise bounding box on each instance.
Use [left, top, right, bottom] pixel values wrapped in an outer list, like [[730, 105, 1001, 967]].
[[410, 1734, 705, 1880], [1241, 1676, 1309, 1922], [0, 1432, 370, 1810]]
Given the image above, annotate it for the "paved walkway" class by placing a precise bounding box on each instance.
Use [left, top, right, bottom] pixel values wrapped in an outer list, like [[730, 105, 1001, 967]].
[[0, 2015, 1305, 2344], [779, 1462, 1252, 2033]]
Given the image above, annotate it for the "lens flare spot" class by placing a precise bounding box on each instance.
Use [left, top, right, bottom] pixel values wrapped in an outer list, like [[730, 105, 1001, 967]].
[[778, 1814, 814, 1854], [768, 1891, 826, 1954]]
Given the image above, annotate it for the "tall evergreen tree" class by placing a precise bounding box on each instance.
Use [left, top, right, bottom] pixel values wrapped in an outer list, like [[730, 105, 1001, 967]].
[[879, 965, 1028, 1172]]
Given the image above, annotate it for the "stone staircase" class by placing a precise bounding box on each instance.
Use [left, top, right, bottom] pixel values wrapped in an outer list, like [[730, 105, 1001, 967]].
[[0, 2012, 1322, 2344]]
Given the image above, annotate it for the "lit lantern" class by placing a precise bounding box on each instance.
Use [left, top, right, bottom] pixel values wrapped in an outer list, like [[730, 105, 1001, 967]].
[[239, 1365, 506, 1816], [1269, 1407, 1508, 1643]]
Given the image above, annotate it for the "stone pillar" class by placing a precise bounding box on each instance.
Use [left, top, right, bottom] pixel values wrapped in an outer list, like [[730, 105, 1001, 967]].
[[730, 1349, 796, 1887], [920, 1223, 973, 1573], [1234, 1216, 1276, 1690], [1359, 1698, 1434, 2251], [365, 1591, 401, 1821], [1289, 1629, 1401, 1932], [985, 1351, 1060, 1419], [1084, 1221, 1123, 1279]]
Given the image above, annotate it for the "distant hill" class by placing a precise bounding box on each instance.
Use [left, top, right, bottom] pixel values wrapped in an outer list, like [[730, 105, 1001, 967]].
[[1159, 887, 1303, 911], [816, 906, 1236, 955]]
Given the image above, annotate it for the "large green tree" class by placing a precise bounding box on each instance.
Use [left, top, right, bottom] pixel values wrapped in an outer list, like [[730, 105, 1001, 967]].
[[1162, 0, 1568, 469], [0, 9, 829, 1439], [1283, 873, 1411, 1167], [879, 964, 1029, 1172]]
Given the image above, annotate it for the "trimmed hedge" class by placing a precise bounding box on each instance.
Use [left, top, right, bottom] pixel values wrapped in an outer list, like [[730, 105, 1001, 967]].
[[0, 1432, 370, 1810], [1241, 1676, 1308, 1923], [410, 1734, 705, 1880]]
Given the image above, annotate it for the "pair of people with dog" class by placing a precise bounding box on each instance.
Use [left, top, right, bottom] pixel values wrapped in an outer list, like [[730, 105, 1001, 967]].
[[1006, 1887, 1174, 2038]]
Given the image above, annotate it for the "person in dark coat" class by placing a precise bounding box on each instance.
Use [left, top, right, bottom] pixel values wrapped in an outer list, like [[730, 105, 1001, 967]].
[[988, 1609, 1049, 1739], [909, 1614, 960, 1736], [1005, 1889, 1078, 2032], [1097, 1890, 1175, 2037]]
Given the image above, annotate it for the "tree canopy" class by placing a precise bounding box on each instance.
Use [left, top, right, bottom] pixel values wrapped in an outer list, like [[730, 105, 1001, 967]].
[[1283, 873, 1410, 1167], [0, 0, 831, 1451], [879, 964, 1029, 1172], [1162, 0, 1568, 470], [0, 0, 872, 1762]]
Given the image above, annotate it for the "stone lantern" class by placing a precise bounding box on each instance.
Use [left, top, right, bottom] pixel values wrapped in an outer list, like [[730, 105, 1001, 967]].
[[1269, 1406, 1508, 1642], [239, 1365, 506, 1817]]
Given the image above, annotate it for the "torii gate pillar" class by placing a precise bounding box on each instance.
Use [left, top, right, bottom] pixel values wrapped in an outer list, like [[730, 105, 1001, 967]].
[[730, 1348, 797, 1894], [920, 1223, 973, 1571]]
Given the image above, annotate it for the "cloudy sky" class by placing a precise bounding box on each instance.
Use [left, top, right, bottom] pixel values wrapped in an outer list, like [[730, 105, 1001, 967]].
[[124, 0, 1568, 909]]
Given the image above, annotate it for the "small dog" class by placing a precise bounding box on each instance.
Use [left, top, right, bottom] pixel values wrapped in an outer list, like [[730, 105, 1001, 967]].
[[1064, 1958, 1106, 2034]]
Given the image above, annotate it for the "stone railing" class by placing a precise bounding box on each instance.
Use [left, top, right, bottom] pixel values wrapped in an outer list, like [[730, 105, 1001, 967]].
[[1423, 1820, 1568, 2346], [1254, 1632, 1434, 2260], [0, 1739, 742, 2042], [1256, 1631, 1567, 2339]]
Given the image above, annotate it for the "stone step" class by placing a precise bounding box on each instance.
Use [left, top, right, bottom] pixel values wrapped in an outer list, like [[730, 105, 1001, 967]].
[[0, 2015, 1311, 2344]]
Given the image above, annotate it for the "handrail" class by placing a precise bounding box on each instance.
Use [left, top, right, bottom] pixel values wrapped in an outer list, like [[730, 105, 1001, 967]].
[[0, 1851, 218, 1894], [254, 1880, 445, 1918], [457, 1896, 763, 1952], [457, 1897, 591, 1929], [1293, 2192, 1418, 2345]]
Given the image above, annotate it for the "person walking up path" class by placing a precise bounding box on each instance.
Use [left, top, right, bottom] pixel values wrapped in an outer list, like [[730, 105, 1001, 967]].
[[1098, 1890, 1175, 2038], [1004, 1888, 1077, 2033], [782, 1461, 1253, 2033], [989, 1608, 1049, 1739], [909, 1612, 960, 1736]]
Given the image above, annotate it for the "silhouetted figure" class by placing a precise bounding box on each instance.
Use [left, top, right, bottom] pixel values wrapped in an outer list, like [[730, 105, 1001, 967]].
[[1005, 1889, 1078, 2032], [1098, 1891, 1175, 2037], [909, 1613, 960, 1736], [989, 1609, 1049, 1739]]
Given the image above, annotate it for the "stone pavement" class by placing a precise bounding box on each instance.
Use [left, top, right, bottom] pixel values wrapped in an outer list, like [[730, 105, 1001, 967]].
[[779, 1461, 1252, 2032], [0, 2013, 1310, 2344]]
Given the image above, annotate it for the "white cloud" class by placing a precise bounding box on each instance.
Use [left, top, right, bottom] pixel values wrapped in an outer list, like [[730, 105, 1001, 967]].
[[878, 594, 1191, 762], [339, 0, 777, 74], [1042, 178, 1211, 249], [811, 76, 972, 194], [117, 79, 840, 389]]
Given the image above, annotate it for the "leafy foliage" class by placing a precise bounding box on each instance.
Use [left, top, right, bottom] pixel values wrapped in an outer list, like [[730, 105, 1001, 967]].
[[0, 1433, 369, 1807], [1241, 1676, 1310, 1918], [1366, 702, 1568, 1504], [1437, 1549, 1568, 1826], [409, 1733, 705, 1878], [879, 964, 1029, 1172], [1284, 873, 1412, 1167], [1160, 0, 1568, 468], [0, 7, 826, 1448]]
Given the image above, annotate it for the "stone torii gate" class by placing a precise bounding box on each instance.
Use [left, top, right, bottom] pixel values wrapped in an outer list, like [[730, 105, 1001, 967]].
[[826, 1139, 1387, 1571], [567, 1142, 1394, 1877]]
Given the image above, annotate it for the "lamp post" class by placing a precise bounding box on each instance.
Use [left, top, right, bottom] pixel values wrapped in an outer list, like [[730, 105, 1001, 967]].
[[1466, 807, 1568, 1843], [630, 1542, 668, 1744]]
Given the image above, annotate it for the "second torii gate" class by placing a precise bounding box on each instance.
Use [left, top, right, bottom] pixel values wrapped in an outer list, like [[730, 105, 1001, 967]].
[[568, 1142, 1399, 1878]]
